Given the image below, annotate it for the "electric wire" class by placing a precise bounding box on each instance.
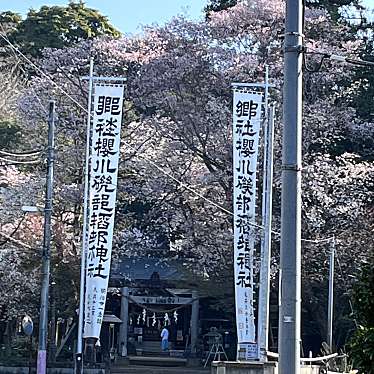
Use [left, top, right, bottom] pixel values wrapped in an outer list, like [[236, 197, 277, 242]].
[[0, 30, 339, 245], [0, 149, 42, 157], [125, 147, 234, 217], [304, 47, 374, 72], [0, 214, 26, 246], [0, 156, 41, 165], [0, 31, 88, 114], [0, 24, 49, 116], [0, 30, 247, 223], [0, 230, 34, 250], [335, 247, 359, 328]]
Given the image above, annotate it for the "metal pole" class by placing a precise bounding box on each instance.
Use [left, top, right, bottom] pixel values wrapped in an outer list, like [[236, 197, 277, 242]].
[[28, 336, 32, 374], [76, 56, 94, 374], [327, 237, 335, 351], [36, 100, 56, 374], [258, 103, 275, 361], [119, 287, 129, 357], [279, 0, 303, 372], [50, 285, 57, 362], [258, 67, 269, 360], [190, 291, 199, 356]]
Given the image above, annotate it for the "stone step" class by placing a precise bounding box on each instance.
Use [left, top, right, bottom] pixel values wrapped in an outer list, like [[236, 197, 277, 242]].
[[111, 365, 209, 374], [129, 355, 187, 367]]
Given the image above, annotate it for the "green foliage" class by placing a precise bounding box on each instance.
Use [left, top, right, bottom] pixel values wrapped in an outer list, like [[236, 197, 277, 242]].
[[204, 0, 361, 20], [52, 261, 79, 320], [349, 42, 374, 123], [0, 11, 21, 30], [2, 2, 120, 57], [0, 120, 20, 148], [352, 261, 374, 326], [349, 260, 374, 372], [306, 0, 362, 21], [204, 0, 237, 17], [349, 326, 374, 373]]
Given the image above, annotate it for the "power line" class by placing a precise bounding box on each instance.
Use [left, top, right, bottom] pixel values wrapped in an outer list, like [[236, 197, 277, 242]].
[[0, 149, 43, 157], [335, 246, 358, 328], [0, 30, 242, 221], [0, 214, 26, 246], [0, 156, 41, 165], [0, 29, 338, 245], [0, 31, 88, 114], [0, 230, 34, 250], [126, 146, 234, 217], [304, 47, 374, 72], [0, 24, 49, 116]]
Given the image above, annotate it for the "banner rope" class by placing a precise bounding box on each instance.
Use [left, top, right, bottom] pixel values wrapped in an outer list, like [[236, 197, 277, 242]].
[[127, 295, 198, 313]]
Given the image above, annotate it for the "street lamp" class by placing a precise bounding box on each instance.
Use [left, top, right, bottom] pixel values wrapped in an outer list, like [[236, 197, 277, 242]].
[[21, 206, 43, 214]]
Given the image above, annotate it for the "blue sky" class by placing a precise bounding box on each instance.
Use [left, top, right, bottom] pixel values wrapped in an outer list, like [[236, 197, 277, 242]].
[[0, 0, 208, 34], [1, 0, 373, 34]]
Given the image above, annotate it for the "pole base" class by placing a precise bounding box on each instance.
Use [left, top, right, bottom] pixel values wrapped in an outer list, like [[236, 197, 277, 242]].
[[36, 350, 47, 374], [74, 353, 83, 374]]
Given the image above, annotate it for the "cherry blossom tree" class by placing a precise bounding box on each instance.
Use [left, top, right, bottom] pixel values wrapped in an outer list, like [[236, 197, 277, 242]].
[[5, 0, 373, 355]]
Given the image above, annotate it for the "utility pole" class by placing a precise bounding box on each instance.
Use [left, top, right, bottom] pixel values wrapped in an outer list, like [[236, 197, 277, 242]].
[[279, 0, 303, 373], [37, 101, 56, 374], [327, 237, 335, 351], [50, 282, 57, 362]]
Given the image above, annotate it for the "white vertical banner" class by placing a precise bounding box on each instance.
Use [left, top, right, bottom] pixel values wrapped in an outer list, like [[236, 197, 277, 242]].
[[233, 90, 263, 347], [83, 83, 124, 338]]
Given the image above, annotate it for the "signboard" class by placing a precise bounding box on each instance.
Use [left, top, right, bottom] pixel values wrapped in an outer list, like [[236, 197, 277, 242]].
[[129, 296, 192, 305], [238, 342, 258, 360], [232, 90, 263, 345], [83, 83, 124, 338]]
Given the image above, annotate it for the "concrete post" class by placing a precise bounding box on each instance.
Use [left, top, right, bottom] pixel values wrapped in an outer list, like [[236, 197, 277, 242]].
[[279, 0, 303, 373], [36, 101, 55, 374], [84, 338, 96, 364], [119, 287, 129, 357], [190, 291, 199, 355]]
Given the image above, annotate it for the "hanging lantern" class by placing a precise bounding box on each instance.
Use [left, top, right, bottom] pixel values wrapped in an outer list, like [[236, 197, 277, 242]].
[[152, 313, 156, 327], [173, 310, 178, 323]]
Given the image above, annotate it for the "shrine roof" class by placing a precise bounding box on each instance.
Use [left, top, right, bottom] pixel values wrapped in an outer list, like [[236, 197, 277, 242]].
[[110, 257, 189, 286]]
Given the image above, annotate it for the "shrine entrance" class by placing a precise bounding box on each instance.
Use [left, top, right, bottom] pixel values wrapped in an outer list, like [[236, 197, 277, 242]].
[[117, 287, 199, 358]]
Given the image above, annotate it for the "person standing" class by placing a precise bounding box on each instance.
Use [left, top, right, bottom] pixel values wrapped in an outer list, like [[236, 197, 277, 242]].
[[160, 326, 169, 352]]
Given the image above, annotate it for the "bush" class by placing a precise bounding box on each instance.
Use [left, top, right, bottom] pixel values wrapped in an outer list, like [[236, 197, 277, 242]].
[[349, 260, 374, 373], [349, 326, 374, 374]]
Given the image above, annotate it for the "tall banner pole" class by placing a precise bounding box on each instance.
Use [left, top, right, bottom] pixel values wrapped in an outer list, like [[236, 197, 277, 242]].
[[232, 85, 263, 360], [258, 67, 269, 361], [76, 56, 94, 374], [258, 100, 275, 361]]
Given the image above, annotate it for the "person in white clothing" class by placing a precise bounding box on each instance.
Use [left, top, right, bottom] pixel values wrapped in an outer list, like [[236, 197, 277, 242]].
[[160, 327, 169, 351]]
